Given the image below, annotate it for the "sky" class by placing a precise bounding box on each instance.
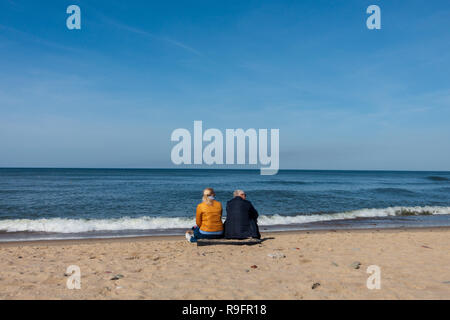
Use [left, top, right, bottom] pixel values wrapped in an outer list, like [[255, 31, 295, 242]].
[[0, 0, 449, 170]]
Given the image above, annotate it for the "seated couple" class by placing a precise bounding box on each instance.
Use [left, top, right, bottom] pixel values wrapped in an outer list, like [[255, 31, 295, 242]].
[[185, 188, 261, 243]]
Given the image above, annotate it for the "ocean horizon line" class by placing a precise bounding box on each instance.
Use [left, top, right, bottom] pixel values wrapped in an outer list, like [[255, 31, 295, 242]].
[[1, 167, 450, 173]]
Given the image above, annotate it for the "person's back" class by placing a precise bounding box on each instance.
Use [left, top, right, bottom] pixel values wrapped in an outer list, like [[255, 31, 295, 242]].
[[185, 188, 224, 243], [224, 190, 261, 239], [196, 200, 223, 233]]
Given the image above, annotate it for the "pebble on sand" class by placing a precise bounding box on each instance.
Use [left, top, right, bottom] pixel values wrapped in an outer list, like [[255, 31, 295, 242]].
[[312, 282, 321, 290], [111, 274, 124, 280], [350, 261, 361, 269]]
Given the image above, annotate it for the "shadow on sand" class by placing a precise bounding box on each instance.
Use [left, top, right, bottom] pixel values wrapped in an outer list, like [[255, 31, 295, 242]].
[[196, 236, 275, 246]]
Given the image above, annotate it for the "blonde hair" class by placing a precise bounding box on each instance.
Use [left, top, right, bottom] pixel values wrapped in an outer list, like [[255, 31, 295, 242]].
[[202, 188, 215, 205]]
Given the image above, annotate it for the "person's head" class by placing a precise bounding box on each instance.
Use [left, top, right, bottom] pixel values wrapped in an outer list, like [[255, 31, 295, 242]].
[[202, 188, 216, 205], [233, 189, 246, 200]]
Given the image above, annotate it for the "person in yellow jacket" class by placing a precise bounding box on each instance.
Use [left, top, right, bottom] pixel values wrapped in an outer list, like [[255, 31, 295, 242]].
[[185, 188, 224, 243]]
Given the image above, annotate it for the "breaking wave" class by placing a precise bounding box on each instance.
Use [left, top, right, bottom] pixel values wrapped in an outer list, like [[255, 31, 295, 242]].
[[257, 206, 450, 225], [0, 206, 449, 233]]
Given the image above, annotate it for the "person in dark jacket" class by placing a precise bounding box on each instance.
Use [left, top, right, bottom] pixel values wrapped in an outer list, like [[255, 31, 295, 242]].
[[224, 190, 261, 239]]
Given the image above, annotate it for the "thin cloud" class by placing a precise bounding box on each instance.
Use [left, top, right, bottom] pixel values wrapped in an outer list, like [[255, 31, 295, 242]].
[[0, 24, 90, 55], [100, 15, 202, 56], [161, 37, 202, 56]]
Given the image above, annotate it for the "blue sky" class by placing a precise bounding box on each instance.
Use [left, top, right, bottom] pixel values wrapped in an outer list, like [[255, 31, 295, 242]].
[[0, 0, 449, 170]]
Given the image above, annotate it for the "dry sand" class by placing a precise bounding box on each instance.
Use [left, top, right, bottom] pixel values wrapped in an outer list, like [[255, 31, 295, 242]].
[[0, 228, 449, 299]]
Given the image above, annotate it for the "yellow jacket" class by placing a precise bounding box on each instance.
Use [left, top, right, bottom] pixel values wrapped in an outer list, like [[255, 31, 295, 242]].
[[196, 200, 223, 232]]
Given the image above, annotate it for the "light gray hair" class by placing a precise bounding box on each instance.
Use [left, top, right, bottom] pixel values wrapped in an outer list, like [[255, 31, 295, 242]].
[[233, 189, 245, 197]]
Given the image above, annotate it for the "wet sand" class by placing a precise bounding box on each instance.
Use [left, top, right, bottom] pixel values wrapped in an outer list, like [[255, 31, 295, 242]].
[[0, 228, 449, 299]]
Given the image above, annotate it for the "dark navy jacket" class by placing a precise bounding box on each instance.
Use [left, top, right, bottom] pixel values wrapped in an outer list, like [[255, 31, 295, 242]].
[[224, 197, 261, 239]]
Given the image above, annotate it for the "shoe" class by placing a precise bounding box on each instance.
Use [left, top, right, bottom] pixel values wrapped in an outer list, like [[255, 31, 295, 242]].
[[185, 231, 193, 242]]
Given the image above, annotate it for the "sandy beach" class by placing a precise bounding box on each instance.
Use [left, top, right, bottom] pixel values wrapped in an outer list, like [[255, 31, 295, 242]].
[[0, 227, 449, 300]]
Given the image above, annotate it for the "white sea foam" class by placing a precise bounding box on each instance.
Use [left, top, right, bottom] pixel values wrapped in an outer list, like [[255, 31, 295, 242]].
[[0, 206, 449, 233], [258, 206, 450, 225], [0, 216, 195, 233]]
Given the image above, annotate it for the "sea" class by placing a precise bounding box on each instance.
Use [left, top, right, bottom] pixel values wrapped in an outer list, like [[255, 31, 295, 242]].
[[0, 168, 449, 242]]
